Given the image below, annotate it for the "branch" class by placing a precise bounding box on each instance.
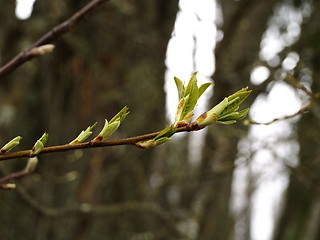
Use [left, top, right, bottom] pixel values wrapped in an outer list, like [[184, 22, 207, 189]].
[[0, 76, 251, 162], [0, 157, 38, 189], [15, 185, 183, 237], [0, 0, 111, 78], [246, 102, 314, 125], [0, 124, 202, 162], [247, 73, 320, 125]]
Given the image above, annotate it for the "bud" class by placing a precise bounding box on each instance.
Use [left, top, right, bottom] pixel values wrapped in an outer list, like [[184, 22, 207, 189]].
[[70, 122, 97, 144], [93, 106, 129, 142], [32, 133, 49, 155], [29, 44, 55, 56], [0, 136, 22, 154], [25, 157, 38, 173], [196, 87, 251, 127], [1, 183, 16, 190], [136, 137, 171, 149]]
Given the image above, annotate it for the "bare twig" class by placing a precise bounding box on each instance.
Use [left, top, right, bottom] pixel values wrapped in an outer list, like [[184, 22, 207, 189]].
[[246, 102, 314, 125], [0, 157, 38, 189], [0, 123, 203, 162], [15, 185, 183, 237], [0, 0, 110, 78], [248, 74, 320, 125]]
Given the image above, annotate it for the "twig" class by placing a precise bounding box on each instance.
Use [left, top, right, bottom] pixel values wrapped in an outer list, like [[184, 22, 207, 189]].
[[0, 0, 110, 78], [285, 73, 315, 98], [246, 102, 313, 125], [0, 157, 38, 189], [0, 123, 203, 162], [15, 185, 183, 237], [248, 74, 320, 125]]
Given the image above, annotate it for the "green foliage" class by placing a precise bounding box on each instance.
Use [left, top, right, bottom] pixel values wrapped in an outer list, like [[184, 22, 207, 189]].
[[0, 75, 250, 154], [196, 87, 251, 126], [174, 72, 213, 126], [137, 74, 251, 148]]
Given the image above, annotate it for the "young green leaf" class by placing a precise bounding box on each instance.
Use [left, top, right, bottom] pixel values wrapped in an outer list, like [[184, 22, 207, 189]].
[[173, 72, 213, 125], [175, 96, 188, 123], [198, 82, 213, 99], [174, 77, 185, 100], [184, 72, 198, 97], [154, 125, 176, 140], [109, 106, 129, 124]]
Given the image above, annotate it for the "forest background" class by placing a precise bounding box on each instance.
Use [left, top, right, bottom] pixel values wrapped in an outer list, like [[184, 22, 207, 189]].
[[0, 0, 320, 240]]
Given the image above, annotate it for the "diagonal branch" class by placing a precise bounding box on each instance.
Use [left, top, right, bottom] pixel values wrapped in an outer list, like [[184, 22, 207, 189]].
[[0, 0, 111, 78], [15, 184, 183, 237], [0, 123, 203, 162]]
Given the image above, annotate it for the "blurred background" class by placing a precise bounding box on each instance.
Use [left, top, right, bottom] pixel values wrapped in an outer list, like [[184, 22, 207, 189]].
[[1, 0, 320, 239]]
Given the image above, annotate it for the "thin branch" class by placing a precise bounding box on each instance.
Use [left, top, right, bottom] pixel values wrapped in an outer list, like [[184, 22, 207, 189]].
[[0, 123, 203, 162], [247, 102, 313, 125], [248, 74, 320, 125], [0, 157, 38, 189], [0, 0, 111, 78], [0, 169, 28, 185], [15, 185, 183, 237]]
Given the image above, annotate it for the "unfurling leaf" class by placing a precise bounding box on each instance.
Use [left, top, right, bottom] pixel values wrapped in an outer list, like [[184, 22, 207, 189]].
[[137, 125, 176, 149], [174, 77, 185, 100], [173, 72, 213, 125], [196, 87, 251, 127], [70, 122, 97, 144], [93, 106, 129, 142]]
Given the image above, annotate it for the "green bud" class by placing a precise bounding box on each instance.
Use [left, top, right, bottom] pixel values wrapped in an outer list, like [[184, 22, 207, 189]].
[[196, 87, 251, 127], [70, 122, 97, 144], [0, 136, 22, 153], [25, 157, 38, 173], [93, 107, 129, 142], [32, 133, 49, 155], [136, 139, 157, 149], [155, 137, 171, 146], [136, 137, 171, 149], [102, 120, 121, 139]]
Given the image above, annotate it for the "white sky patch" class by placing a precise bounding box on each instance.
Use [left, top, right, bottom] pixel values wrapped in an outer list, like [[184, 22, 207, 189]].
[[165, 0, 216, 123], [245, 82, 302, 240], [259, 4, 304, 66], [15, 0, 36, 20], [282, 52, 300, 71], [164, 0, 216, 166], [250, 66, 270, 85]]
